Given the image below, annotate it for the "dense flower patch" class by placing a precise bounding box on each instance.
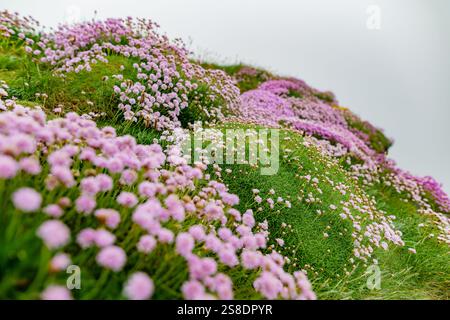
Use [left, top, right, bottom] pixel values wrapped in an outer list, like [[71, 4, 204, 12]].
[[236, 79, 377, 163], [1, 10, 449, 300], [235, 76, 450, 221], [1, 11, 239, 130], [0, 94, 315, 300]]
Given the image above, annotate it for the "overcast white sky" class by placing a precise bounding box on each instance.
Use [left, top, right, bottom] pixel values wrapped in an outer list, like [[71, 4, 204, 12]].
[[3, 0, 450, 193]]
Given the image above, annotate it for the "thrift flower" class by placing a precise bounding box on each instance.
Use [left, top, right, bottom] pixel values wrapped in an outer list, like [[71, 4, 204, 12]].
[[37, 220, 70, 249], [0, 155, 18, 179], [95, 208, 121, 229], [50, 253, 71, 272], [41, 285, 73, 300], [137, 235, 157, 254], [123, 272, 154, 300], [12, 187, 42, 212], [117, 191, 138, 208], [77, 228, 97, 248], [176, 232, 195, 257], [96, 246, 127, 272], [43, 204, 64, 218], [75, 195, 96, 214]]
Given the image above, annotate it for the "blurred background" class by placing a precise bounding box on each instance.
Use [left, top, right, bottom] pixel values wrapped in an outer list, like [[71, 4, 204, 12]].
[[3, 0, 450, 193]]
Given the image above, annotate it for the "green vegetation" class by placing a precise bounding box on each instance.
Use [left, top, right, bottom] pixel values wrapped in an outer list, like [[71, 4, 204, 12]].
[[1, 29, 448, 300]]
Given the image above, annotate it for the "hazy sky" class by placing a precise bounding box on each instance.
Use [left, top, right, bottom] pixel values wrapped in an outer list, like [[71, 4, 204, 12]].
[[3, 0, 450, 193]]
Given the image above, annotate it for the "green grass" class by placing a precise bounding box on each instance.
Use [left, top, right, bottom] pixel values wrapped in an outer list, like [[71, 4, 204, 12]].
[[361, 182, 450, 299], [5, 54, 136, 116]]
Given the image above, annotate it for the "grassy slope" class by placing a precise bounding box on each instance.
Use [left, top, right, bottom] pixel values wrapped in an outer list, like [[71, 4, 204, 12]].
[[215, 125, 449, 299], [1, 48, 449, 300]]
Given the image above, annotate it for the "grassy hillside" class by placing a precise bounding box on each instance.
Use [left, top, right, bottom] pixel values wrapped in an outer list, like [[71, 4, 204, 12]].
[[0, 11, 448, 300]]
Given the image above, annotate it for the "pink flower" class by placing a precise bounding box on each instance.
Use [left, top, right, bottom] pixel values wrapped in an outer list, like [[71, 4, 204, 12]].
[[275, 238, 285, 247], [96, 246, 127, 271], [80, 176, 100, 195], [176, 232, 195, 257], [182, 280, 205, 300], [10, 133, 36, 155], [19, 156, 41, 175], [241, 235, 256, 250], [221, 193, 239, 206], [132, 206, 158, 231], [96, 174, 113, 191], [165, 195, 185, 221], [77, 228, 97, 248], [199, 257, 217, 278], [12, 187, 42, 212], [95, 208, 121, 229], [241, 250, 262, 270], [41, 285, 73, 300], [75, 195, 96, 214], [117, 191, 138, 208], [228, 208, 242, 221], [218, 227, 233, 241], [205, 234, 222, 252], [242, 210, 255, 228], [137, 235, 157, 254], [188, 225, 206, 241], [138, 181, 157, 198], [58, 197, 71, 207], [157, 228, 174, 244], [123, 272, 154, 300], [186, 255, 216, 279], [218, 248, 239, 267], [253, 271, 283, 300], [94, 229, 116, 247], [210, 273, 233, 300], [107, 158, 124, 173], [50, 253, 71, 271], [255, 233, 267, 248], [37, 220, 70, 249], [120, 169, 137, 185], [48, 150, 72, 167], [43, 204, 64, 218], [204, 202, 223, 219], [51, 166, 75, 187], [0, 155, 19, 179]]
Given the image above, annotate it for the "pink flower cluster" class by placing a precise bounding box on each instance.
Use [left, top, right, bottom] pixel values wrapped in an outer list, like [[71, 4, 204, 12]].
[[15, 16, 240, 130], [0, 10, 39, 39], [0, 97, 315, 300], [236, 79, 377, 164]]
